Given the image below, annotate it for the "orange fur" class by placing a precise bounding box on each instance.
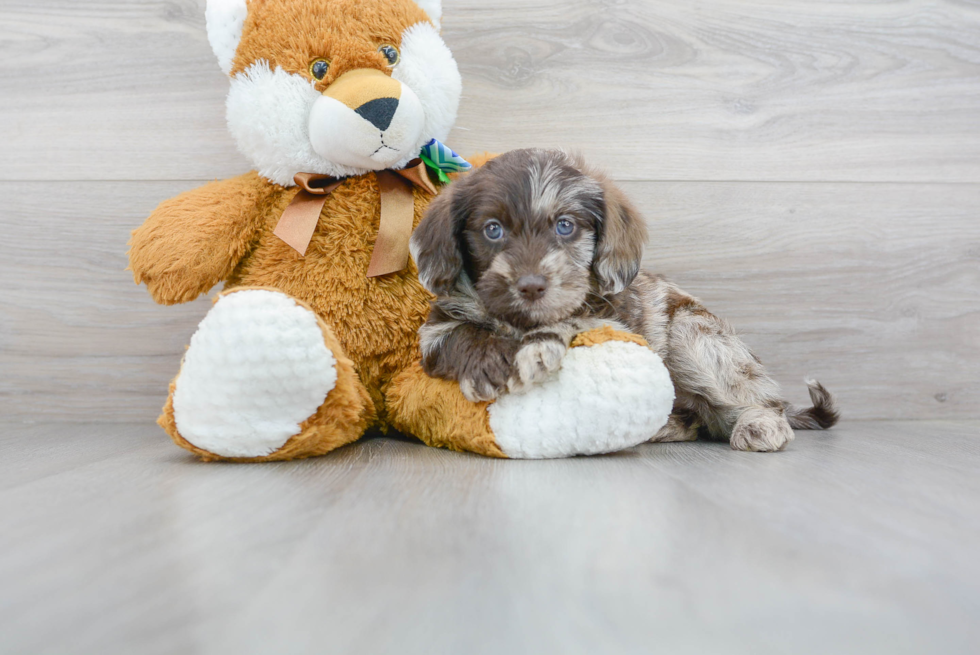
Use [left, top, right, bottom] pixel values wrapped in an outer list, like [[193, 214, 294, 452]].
[[231, 0, 430, 84], [221, 174, 435, 413], [387, 363, 507, 458], [570, 326, 649, 349], [128, 172, 275, 305], [132, 169, 436, 449]]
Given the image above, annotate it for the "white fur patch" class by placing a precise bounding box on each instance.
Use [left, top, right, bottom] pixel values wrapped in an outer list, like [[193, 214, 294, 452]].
[[227, 62, 431, 184], [393, 22, 461, 146], [413, 0, 442, 27], [206, 0, 248, 76], [308, 85, 425, 170], [172, 290, 338, 459], [489, 341, 674, 459], [226, 62, 333, 186], [227, 61, 407, 185]]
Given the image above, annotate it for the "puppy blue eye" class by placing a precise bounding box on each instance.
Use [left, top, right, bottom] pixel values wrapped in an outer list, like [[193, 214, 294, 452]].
[[556, 219, 575, 236], [484, 221, 504, 240]]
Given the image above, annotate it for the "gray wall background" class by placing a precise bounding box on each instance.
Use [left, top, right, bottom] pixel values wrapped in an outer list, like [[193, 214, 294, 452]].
[[1, 0, 978, 423]]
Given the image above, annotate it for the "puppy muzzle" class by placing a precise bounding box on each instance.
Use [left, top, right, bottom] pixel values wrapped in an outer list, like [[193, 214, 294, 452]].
[[308, 68, 425, 171]]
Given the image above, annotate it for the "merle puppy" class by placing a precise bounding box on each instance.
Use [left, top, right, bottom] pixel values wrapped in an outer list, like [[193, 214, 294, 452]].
[[409, 148, 838, 451]]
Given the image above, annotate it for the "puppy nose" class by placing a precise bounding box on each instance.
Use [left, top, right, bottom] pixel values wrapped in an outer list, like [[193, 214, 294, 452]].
[[516, 275, 548, 301], [355, 97, 399, 131]]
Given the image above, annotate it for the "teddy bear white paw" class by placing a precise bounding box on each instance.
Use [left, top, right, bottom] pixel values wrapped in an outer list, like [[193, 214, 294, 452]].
[[172, 289, 337, 458], [489, 340, 674, 459]]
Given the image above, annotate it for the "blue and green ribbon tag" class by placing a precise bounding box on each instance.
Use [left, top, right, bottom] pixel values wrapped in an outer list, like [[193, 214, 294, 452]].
[[419, 138, 472, 184]]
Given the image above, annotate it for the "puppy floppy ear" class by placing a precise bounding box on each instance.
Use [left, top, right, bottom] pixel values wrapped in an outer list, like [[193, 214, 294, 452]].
[[592, 174, 648, 295], [411, 183, 468, 296]]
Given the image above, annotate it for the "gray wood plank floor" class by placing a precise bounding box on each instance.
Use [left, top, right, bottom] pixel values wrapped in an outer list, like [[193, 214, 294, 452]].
[[2, 421, 978, 654]]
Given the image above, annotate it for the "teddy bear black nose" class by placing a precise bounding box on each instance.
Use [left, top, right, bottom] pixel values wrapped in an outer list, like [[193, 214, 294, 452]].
[[355, 97, 399, 131], [516, 275, 548, 301]]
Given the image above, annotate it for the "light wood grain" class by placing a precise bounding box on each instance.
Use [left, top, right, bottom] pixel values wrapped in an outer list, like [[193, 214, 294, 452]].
[[1, 180, 976, 422], [0, 421, 978, 654], [1, 0, 979, 181], [0, 180, 215, 423], [1, 1, 978, 422], [628, 180, 980, 420]]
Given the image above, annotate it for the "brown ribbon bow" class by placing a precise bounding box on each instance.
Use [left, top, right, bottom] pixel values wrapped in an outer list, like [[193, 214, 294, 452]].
[[273, 159, 439, 278]]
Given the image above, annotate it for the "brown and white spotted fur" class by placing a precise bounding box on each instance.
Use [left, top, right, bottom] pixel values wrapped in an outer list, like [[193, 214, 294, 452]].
[[410, 148, 838, 452]]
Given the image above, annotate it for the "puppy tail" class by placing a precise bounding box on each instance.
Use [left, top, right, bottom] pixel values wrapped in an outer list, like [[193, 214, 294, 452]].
[[785, 379, 840, 430]]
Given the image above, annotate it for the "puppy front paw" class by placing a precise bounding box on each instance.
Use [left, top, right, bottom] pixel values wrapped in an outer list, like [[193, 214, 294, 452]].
[[460, 372, 508, 403], [508, 338, 566, 394], [456, 337, 520, 403]]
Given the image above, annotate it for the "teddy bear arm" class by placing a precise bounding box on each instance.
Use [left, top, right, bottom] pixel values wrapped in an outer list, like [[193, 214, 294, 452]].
[[128, 173, 272, 305]]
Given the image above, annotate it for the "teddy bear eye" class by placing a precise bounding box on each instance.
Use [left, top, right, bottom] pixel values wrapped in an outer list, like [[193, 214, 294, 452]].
[[310, 59, 330, 81], [378, 45, 400, 67]]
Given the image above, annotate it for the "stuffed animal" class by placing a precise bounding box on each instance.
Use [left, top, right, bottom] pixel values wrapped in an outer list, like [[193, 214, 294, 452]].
[[128, 0, 674, 461]]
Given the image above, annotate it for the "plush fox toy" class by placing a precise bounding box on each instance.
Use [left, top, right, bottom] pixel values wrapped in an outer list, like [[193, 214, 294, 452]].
[[128, 0, 674, 461]]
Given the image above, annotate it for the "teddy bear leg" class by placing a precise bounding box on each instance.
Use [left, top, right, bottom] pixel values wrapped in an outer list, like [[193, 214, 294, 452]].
[[386, 328, 675, 459], [159, 288, 374, 462], [386, 362, 507, 458]]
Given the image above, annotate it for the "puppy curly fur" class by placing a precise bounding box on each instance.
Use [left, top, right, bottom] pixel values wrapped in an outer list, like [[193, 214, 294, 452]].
[[410, 148, 839, 452]]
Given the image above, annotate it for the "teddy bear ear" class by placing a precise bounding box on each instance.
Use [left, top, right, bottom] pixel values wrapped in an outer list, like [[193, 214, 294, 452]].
[[205, 0, 249, 76], [413, 0, 442, 28]]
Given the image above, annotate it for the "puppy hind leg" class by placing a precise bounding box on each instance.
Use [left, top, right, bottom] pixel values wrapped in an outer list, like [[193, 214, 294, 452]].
[[667, 308, 793, 452], [649, 410, 701, 443]]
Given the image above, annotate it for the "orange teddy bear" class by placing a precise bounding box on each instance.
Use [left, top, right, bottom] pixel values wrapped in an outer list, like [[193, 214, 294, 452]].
[[128, 0, 674, 461]]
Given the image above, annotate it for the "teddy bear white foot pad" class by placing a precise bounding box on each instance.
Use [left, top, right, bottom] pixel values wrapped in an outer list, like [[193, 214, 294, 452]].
[[172, 289, 338, 458], [488, 341, 675, 459]]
